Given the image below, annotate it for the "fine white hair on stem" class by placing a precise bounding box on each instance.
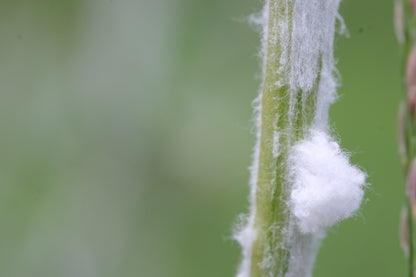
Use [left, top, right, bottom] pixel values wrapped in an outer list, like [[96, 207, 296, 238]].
[[234, 93, 262, 277], [289, 0, 341, 130], [235, 0, 367, 276], [234, 3, 269, 277]]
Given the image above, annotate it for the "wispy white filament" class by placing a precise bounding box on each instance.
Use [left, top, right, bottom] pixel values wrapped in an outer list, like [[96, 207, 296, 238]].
[[235, 0, 367, 276], [234, 3, 269, 277]]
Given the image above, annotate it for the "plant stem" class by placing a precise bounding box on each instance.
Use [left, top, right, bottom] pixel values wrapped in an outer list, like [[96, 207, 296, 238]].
[[396, 0, 416, 276], [250, 1, 319, 275]]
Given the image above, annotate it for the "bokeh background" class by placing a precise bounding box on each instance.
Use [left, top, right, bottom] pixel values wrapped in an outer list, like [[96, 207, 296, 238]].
[[0, 0, 404, 276]]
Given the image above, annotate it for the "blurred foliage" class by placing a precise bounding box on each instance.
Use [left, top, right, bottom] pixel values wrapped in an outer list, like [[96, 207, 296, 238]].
[[0, 0, 405, 276]]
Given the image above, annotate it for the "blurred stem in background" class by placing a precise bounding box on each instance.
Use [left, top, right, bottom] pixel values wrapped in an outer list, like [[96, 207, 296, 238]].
[[396, 0, 416, 276]]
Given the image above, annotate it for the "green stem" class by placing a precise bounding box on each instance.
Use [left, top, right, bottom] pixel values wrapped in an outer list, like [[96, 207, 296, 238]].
[[249, 1, 320, 275]]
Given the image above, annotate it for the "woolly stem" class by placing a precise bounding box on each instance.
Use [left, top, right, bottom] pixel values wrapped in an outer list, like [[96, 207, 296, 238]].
[[250, 1, 318, 276], [235, 1, 366, 276]]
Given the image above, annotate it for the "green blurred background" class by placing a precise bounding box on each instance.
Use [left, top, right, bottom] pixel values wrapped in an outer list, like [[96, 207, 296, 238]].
[[0, 0, 404, 276]]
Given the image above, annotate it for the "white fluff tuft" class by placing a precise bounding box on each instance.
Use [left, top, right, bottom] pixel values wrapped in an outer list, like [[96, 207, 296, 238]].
[[233, 214, 257, 277], [288, 130, 367, 234]]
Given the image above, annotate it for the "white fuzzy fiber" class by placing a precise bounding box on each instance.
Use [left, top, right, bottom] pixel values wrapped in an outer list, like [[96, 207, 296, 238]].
[[288, 130, 367, 234]]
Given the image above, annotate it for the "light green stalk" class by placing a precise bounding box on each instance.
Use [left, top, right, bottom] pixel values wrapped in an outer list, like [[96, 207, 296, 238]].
[[249, 1, 319, 275]]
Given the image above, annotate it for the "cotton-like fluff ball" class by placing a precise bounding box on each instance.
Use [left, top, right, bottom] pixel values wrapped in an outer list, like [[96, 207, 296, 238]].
[[288, 130, 367, 234]]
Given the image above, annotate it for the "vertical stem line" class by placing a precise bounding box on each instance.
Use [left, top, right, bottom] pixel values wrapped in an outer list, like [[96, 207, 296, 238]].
[[398, 0, 416, 275], [249, 0, 291, 275], [249, 1, 321, 276]]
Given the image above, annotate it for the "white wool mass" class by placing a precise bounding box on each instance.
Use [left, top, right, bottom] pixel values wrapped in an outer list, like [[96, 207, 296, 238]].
[[288, 130, 367, 234]]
